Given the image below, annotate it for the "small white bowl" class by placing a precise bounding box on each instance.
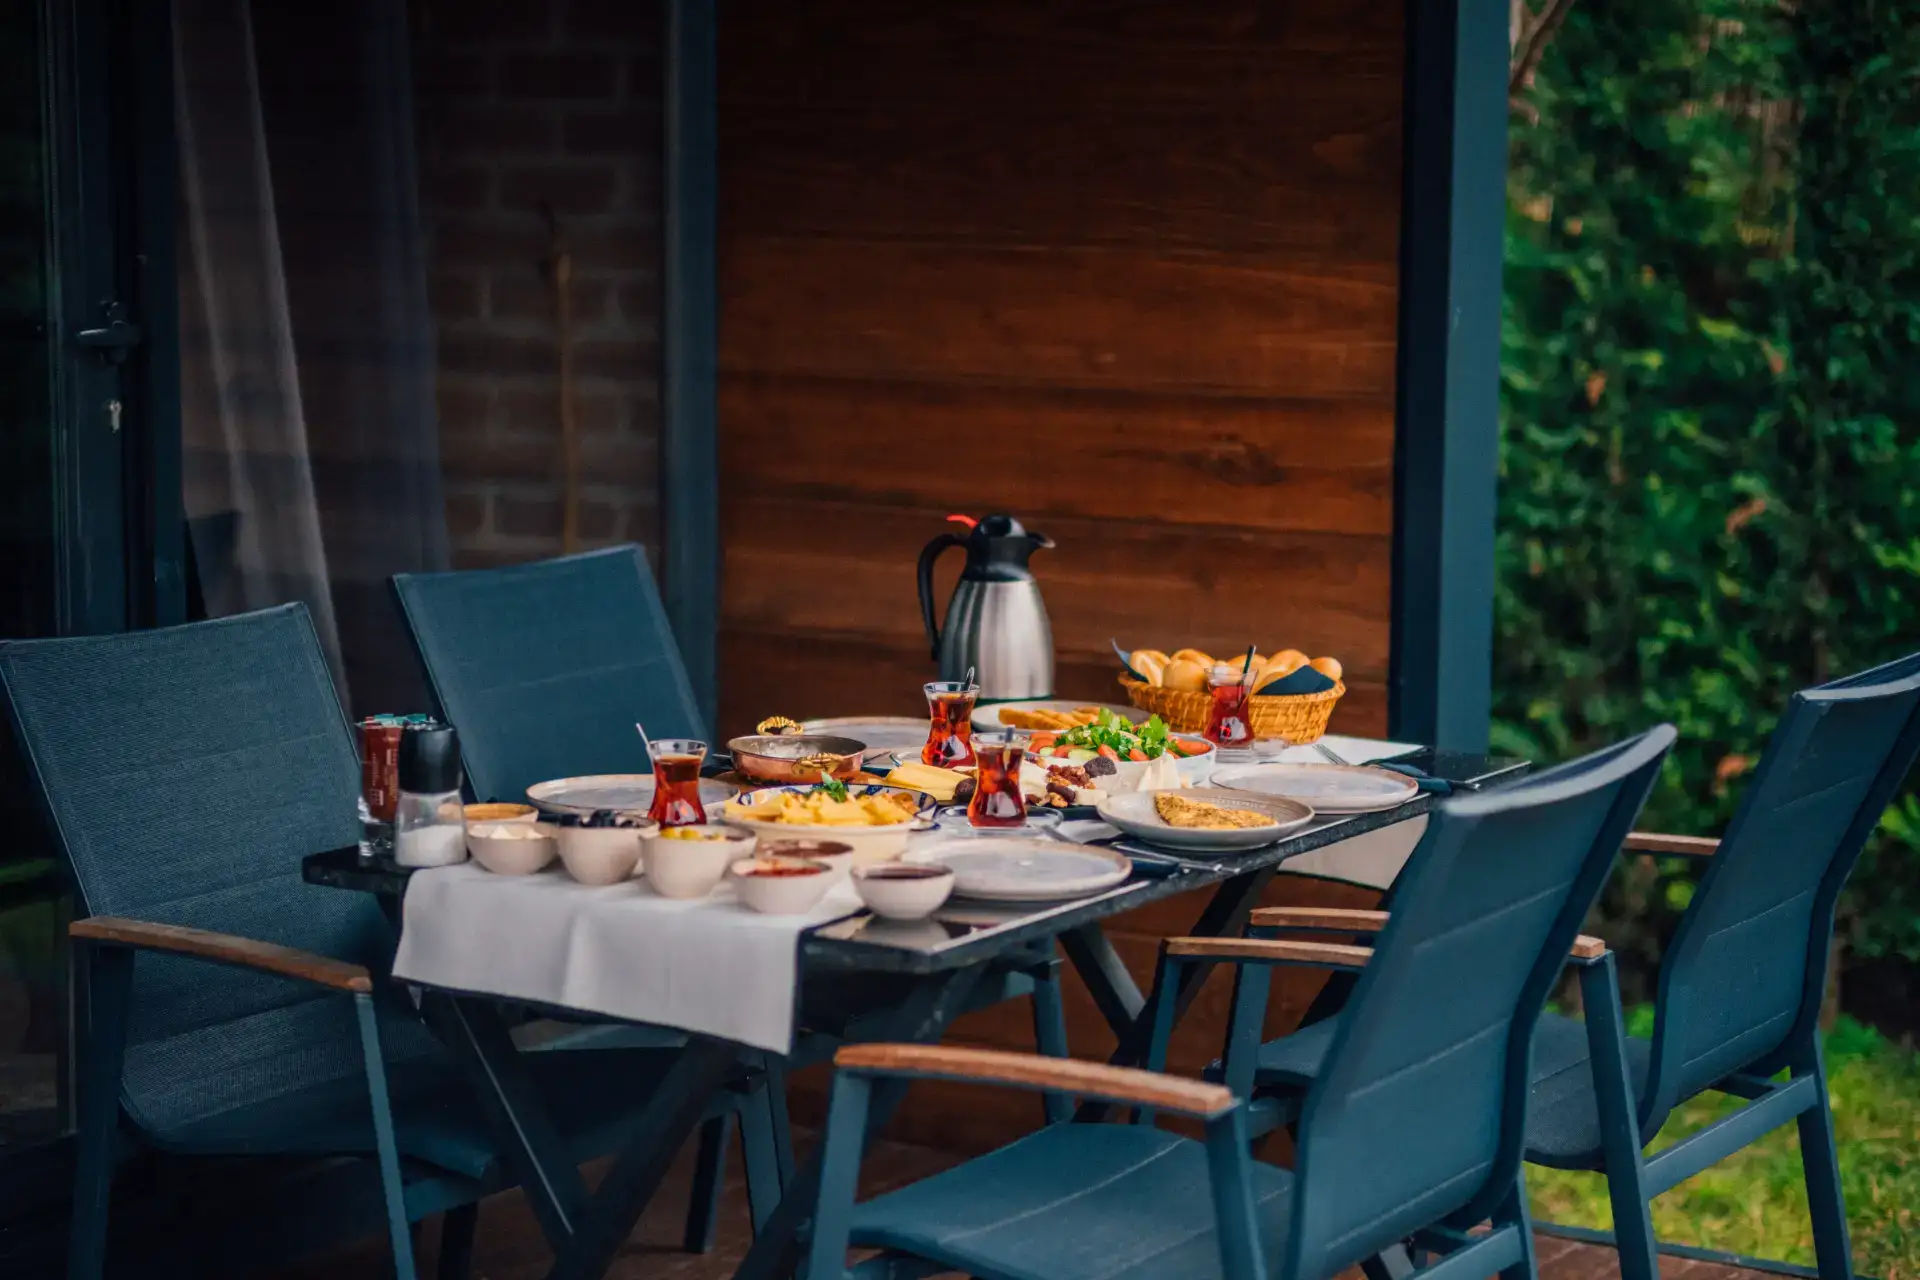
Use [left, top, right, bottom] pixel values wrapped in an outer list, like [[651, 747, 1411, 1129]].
[[852, 862, 954, 920], [729, 857, 834, 915], [644, 823, 756, 899], [555, 819, 656, 886], [464, 802, 541, 825], [757, 839, 856, 882], [467, 820, 558, 876]]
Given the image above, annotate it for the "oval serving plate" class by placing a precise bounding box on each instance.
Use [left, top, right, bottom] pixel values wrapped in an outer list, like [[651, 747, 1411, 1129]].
[[726, 782, 937, 820], [1208, 763, 1418, 814], [905, 838, 1131, 902], [1096, 787, 1315, 852], [527, 773, 738, 816], [970, 699, 1137, 733]]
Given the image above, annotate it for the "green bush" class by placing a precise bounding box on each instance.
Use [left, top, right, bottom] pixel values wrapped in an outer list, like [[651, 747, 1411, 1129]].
[[1499, 0, 1920, 1000]]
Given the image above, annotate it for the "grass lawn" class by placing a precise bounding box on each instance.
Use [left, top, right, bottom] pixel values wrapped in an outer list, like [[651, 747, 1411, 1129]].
[[1527, 1014, 1920, 1280]]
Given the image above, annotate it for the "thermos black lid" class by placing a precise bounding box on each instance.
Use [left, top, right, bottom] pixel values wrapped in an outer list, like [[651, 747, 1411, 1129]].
[[398, 722, 463, 795]]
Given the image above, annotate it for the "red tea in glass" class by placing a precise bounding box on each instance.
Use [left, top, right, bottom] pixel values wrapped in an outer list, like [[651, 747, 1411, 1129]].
[[967, 738, 1028, 828], [646, 738, 709, 828], [1203, 666, 1254, 750], [922, 680, 979, 768]]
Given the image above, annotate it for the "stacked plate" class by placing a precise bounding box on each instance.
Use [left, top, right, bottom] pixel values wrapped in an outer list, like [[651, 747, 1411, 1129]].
[[905, 838, 1132, 902]]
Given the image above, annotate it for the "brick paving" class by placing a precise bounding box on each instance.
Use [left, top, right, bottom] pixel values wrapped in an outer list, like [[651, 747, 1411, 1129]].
[[269, 1132, 1775, 1280]]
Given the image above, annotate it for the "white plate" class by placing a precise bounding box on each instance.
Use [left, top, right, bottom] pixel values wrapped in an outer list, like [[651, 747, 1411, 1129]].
[[971, 700, 1137, 732], [801, 716, 932, 766], [1096, 788, 1315, 852], [906, 838, 1131, 901], [1208, 763, 1419, 814], [527, 773, 738, 816]]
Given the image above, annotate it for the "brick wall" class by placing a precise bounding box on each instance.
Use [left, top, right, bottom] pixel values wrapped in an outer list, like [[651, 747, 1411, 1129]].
[[412, 0, 662, 569]]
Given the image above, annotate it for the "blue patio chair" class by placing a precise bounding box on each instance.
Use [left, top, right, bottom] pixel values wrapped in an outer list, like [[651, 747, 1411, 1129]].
[[1242, 658, 1920, 1280], [803, 725, 1675, 1280], [1517, 653, 1920, 1280], [389, 543, 1073, 1241], [0, 605, 757, 1280]]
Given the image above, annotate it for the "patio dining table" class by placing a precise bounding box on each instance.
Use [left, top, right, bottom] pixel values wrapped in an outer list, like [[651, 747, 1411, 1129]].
[[302, 745, 1524, 1280]]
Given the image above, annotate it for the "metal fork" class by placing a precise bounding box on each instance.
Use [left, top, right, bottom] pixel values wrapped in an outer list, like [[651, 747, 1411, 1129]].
[[1312, 740, 1352, 766]]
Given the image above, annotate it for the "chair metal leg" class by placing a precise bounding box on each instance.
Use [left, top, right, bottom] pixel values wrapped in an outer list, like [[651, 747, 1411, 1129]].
[[1029, 956, 1073, 1123], [437, 1204, 478, 1280], [1579, 956, 1658, 1280], [740, 1081, 784, 1233], [68, 944, 132, 1280], [1496, 1175, 1538, 1280], [1793, 1045, 1855, 1280], [762, 1058, 796, 1185], [682, 1112, 734, 1253], [355, 993, 419, 1280]]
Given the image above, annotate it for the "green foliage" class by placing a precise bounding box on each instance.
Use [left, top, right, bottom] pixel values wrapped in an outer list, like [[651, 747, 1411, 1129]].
[[1527, 1015, 1920, 1278], [1499, 0, 1920, 989]]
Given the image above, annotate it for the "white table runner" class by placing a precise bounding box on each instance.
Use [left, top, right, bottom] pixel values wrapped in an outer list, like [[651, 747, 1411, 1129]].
[[392, 863, 864, 1052]]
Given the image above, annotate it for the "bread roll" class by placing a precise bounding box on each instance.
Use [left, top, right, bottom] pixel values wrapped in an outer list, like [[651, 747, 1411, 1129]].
[[1170, 648, 1214, 669], [1310, 656, 1343, 682], [1162, 659, 1209, 692], [1132, 652, 1167, 686]]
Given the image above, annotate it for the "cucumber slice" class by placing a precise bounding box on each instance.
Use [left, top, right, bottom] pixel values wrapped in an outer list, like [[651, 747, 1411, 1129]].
[[1066, 747, 1097, 763]]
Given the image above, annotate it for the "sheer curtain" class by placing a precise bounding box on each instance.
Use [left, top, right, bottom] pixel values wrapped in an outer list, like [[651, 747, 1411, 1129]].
[[174, 0, 448, 711]]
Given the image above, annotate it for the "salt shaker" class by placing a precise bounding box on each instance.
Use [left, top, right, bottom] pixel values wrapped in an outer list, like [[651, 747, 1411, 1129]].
[[393, 723, 468, 868]]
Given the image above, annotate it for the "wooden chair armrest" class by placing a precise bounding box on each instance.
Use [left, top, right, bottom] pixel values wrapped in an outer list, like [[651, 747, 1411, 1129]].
[[1218, 924, 1609, 963], [834, 1044, 1234, 1119], [1164, 936, 1375, 969], [1623, 832, 1719, 858], [69, 917, 372, 993], [1248, 906, 1388, 932]]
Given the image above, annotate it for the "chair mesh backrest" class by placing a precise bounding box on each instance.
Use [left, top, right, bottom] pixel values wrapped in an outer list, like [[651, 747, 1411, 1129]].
[[1288, 726, 1674, 1279], [0, 605, 431, 1140], [1651, 652, 1920, 1109], [391, 545, 703, 805]]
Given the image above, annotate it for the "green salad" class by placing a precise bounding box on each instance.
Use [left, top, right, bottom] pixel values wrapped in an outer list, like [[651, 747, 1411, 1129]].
[[1038, 709, 1204, 762]]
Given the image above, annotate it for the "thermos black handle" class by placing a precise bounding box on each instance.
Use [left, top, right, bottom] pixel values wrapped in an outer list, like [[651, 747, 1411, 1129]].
[[917, 533, 966, 661]]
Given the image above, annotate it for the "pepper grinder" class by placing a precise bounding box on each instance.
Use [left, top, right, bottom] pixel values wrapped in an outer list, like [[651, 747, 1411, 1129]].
[[393, 723, 467, 868]]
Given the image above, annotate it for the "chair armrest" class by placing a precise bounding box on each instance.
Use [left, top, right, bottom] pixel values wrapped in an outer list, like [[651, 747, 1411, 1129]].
[[1224, 921, 1609, 964], [1165, 936, 1375, 969], [70, 917, 373, 993], [1248, 906, 1387, 932], [834, 1044, 1235, 1119], [1623, 832, 1719, 858]]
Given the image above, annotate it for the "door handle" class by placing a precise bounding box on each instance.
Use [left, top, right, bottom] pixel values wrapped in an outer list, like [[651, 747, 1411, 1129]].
[[75, 301, 143, 364]]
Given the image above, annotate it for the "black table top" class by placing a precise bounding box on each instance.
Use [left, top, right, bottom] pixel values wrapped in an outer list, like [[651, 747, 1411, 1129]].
[[303, 748, 1526, 976]]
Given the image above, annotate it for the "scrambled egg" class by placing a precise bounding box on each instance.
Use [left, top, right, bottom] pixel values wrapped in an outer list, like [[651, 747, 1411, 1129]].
[[1153, 793, 1277, 831]]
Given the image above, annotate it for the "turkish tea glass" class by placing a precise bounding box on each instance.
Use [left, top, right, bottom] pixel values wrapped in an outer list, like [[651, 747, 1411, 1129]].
[[922, 680, 980, 768], [647, 737, 709, 828], [966, 735, 1027, 828]]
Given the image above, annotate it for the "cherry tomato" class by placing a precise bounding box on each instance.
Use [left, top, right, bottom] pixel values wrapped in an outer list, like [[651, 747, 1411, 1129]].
[[1127, 748, 1148, 762], [1096, 745, 1119, 760]]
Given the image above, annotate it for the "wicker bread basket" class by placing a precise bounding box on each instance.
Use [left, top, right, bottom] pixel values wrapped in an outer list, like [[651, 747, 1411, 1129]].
[[1119, 676, 1344, 743]]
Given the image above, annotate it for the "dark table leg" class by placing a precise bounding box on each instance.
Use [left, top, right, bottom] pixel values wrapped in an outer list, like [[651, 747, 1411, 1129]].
[[729, 966, 988, 1280], [1067, 867, 1277, 1122], [1059, 924, 1144, 1033], [546, 1037, 739, 1280], [422, 992, 590, 1247]]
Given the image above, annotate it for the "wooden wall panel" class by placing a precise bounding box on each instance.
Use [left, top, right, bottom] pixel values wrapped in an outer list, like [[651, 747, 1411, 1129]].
[[718, 2, 1403, 740], [716, 0, 1404, 1150]]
